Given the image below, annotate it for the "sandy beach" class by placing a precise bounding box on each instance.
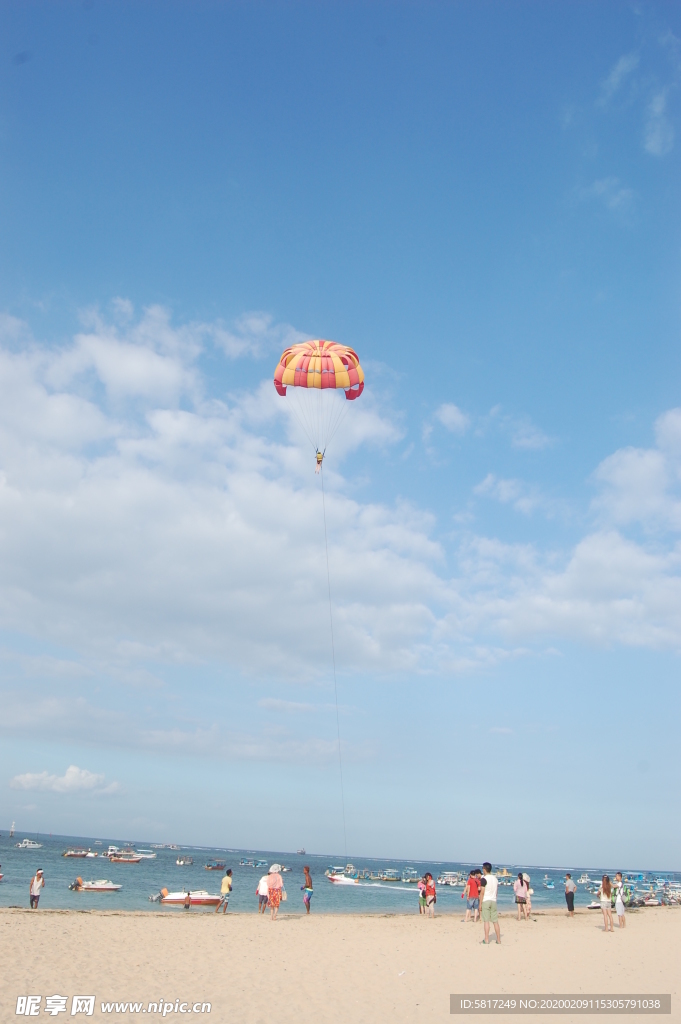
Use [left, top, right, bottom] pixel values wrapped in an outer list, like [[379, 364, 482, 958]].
[[3, 906, 678, 1022]]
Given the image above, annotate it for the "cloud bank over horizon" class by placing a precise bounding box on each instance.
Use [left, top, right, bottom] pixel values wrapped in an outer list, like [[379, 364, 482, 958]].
[[1, 303, 680, 771]]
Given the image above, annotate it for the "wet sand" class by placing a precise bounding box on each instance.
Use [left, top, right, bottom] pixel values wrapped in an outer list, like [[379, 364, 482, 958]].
[[2, 906, 678, 1022]]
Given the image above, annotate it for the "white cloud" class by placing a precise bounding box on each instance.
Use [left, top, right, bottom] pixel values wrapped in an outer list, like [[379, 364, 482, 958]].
[[580, 177, 634, 212], [10, 765, 119, 795], [434, 403, 470, 434], [474, 474, 542, 515], [209, 311, 307, 359], [592, 408, 681, 530], [644, 91, 674, 156], [599, 53, 639, 105]]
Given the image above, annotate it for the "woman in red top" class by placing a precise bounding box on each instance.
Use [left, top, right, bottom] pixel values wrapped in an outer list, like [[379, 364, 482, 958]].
[[424, 872, 437, 918]]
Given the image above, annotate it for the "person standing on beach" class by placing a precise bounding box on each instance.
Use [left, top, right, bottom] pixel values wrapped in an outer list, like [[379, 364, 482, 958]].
[[29, 869, 44, 909], [480, 862, 500, 944], [256, 872, 269, 914], [614, 872, 626, 929], [216, 868, 232, 913], [514, 872, 529, 921], [598, 875, 614, 932], [424, 872, 437, 918], [417, 876, 426, 914], [267, 864, 284, 921], [302, 866, 313, 914], [522, 873, 532, 916], [463, 871, 480, 923], [564, 874, 577, 918]]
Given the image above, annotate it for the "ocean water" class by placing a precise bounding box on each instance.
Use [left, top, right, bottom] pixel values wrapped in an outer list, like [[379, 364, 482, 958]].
[[1, 832, 676, 914]]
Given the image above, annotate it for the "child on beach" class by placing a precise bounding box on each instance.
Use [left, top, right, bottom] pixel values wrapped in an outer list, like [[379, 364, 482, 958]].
[[417, 877, 426, 914], [256, 873, 269, 914], [301, 866, 313, 914], [598, 875, 614, 932]]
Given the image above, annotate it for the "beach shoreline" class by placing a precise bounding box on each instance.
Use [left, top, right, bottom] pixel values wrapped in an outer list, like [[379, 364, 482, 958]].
[[3, 906, 678, 1022]]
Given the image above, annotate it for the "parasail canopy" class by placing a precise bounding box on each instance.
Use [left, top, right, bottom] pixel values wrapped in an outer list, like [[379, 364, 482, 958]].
[[274, 340, 364, 456]]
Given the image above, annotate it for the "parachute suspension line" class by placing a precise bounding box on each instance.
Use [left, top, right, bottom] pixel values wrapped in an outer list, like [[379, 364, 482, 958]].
[[320, 463, 348, 861]]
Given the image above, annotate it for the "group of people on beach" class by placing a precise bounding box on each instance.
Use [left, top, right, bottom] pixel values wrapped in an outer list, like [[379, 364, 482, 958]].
[[254, 864, 313, 920]]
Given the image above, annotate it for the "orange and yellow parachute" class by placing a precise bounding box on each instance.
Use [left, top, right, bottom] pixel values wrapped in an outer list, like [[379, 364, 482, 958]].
[[274, 340, 364, 457], [274, 340, 364, 399]]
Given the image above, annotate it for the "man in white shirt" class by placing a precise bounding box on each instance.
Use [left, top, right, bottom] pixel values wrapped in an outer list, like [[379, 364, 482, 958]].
[[256, 874, 269, 914], [29, 868, 45, 909], [479, 862, 500, 944]]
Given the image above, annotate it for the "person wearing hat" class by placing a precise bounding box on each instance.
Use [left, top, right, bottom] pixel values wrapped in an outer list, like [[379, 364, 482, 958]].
[[29, 868, 45, 909], [266, 864, 283, 921]]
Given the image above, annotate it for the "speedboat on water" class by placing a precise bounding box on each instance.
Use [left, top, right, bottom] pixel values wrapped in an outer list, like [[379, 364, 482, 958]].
[[176, 856, 193, 866], [327, 873, 359, 885], [15, 838, 42, 849], [149, 888, 222, 907], [63, 847, 91, 858], [109, 848, 141, 863], [69, 877, 122, 892], [136, 849, 157, 859]]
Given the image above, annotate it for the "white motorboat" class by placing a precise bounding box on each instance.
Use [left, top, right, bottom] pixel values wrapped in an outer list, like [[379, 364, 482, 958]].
[[15, 838, 42, 849], [437, 871, 464, 886], [327, 873, 359, 885], [176, 857, 193, 866], [69, 877, 122, 892], [149, 888, 222, 907], [63, 847, 91, 858], [136, 849, 157, 860], [577, 873, 591, 884]]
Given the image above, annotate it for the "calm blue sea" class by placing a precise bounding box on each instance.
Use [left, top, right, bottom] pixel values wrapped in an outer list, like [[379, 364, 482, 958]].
[[1, 832, 676, 914]]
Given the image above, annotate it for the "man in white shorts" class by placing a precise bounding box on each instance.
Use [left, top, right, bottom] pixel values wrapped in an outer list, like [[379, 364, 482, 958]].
[[614, 872, 626, 928], [480, 862, 500, 944]]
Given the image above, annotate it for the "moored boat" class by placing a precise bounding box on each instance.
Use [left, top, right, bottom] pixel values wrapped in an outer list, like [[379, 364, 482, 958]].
[[109, 848, 141, 863], [205, 860, 226, 871], [150, 887, 222, 907], [15, 838, 42, 849], [437, 871, 464, 886], [69, 877, 122, 892], [136, 849, 157, 860], [176, 856, 193, 866], [63, 847, 91, 858]]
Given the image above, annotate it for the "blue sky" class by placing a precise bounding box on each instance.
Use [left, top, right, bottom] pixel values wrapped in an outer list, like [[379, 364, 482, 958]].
[[0, 1, 680, 867]]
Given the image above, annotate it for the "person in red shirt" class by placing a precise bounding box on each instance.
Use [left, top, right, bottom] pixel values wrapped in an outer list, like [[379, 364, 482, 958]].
[[463, 870, 480, 923]]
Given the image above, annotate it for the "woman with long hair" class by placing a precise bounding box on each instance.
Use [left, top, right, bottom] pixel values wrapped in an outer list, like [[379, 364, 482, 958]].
[[513, 872, 529, 921], [598, 875, 614, 932]]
